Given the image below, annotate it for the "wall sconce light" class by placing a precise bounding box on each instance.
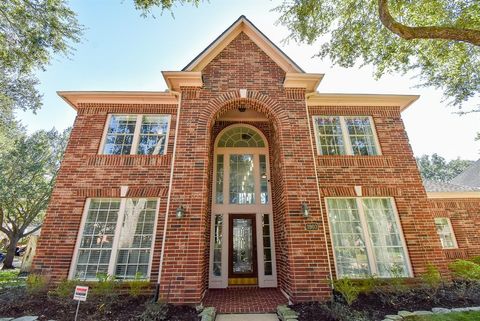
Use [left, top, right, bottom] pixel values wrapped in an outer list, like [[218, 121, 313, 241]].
[[176, 205, 186, 219], [301, 202, 310, 218], [261, 172, 267, 179], [238, 105, 247, 112]]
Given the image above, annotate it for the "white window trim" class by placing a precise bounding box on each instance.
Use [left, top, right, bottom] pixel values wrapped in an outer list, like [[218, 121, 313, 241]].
[[325, 196, 413, 279], [68, 197, 160, 281], [312, 115, 382, 156], [98, 114, 171, 155], [434, 217, 459, 249]]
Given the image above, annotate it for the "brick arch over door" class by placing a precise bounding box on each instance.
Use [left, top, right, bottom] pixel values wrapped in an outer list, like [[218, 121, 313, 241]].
[[202, 90, 293, 296]]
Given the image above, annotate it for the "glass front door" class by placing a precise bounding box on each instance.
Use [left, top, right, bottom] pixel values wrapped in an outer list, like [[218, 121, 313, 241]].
[[229, 214, 257, 282]]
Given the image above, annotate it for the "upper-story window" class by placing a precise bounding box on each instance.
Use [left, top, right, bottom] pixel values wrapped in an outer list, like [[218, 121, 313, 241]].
[[434, 217, 458, 249], [313, 116, 380, 156], [101, 114, 170, 155]]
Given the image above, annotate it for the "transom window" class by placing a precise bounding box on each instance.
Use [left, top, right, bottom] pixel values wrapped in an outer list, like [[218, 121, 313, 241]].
[[326, 197, 410, 278], [217, 126, 265, 148], [72, 198, 157, 280], [434, 218, 458, 249], [313, 116, 380, 156], [101, 114, 170, 155]]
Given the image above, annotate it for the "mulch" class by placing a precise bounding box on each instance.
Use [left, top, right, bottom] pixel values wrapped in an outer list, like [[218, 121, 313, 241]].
[[0, 288, 199, 321]]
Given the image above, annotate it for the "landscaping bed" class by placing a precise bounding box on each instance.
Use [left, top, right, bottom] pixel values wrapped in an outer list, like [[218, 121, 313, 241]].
[[0, 288, 200, 321], [291, 281, 480, 321]]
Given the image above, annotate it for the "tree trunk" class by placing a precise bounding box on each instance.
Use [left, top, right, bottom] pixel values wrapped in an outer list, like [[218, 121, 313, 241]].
[[2, 236, 19, 269]]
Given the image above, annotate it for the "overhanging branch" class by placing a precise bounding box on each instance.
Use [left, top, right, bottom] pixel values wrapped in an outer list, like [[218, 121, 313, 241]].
[[378, 0, 480, 46]]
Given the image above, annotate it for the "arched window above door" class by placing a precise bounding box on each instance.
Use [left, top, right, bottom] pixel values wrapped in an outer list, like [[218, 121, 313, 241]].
[[217, 126, 265, 148]]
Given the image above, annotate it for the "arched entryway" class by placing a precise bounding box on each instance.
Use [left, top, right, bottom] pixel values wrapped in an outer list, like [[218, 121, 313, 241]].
[[208, 124, 277, 288]]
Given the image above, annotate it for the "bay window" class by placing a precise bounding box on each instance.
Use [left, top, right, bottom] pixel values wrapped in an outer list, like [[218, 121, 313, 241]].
[[326, 197, 410, 278], [72, 198, 158, 280]]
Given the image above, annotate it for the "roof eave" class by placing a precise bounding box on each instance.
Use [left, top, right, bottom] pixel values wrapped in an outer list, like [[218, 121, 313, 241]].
[[306, 93, 420, 111], [426, 191, 480, 199]]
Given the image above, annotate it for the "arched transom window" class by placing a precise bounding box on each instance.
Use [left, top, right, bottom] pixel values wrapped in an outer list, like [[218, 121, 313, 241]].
[[217, 126, 265, 148]]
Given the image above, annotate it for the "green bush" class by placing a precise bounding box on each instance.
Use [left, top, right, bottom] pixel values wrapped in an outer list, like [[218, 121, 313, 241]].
[[91, 273, 117, 296], [357, 274, 377, 294], [332, 277, 360, 305], [126, 272, 150, 297], [468, 256, 480, 265], [51, 278, 80, 298], [448, 259, 480, 280], [421, 263, 442, 289], [388, 263, 408, 291], [26, 274, 48, 295], [325, 301, 370, 321], [0, 270, 24, 289], [137, 302, 168, 321]]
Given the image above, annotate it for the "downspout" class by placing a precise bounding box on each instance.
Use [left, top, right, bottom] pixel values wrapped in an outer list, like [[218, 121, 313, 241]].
[[304, 91, 334, 285], [156, 90, 182, 297]]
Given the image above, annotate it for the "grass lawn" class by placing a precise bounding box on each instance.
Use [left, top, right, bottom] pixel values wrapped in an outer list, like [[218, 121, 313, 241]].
[[405, 311, 480, 321], [0, 269, 25, 289]]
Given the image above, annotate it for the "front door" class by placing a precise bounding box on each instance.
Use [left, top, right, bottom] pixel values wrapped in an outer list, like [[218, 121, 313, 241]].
[[229, 214, 257, 285], [209, 125, 277, 289]]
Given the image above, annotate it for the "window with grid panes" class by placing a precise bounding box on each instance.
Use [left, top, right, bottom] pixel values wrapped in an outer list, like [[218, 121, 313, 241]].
[[73, 198, 157, 280], [102, 114, 169, 155], [434, 218, 458, 249], [327, 198, 410, 278], [313, 116, 380, 156]]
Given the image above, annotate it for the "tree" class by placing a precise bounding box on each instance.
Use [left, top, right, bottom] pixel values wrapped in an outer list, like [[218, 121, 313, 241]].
[[274, 0, 480, 112], [416, 154, 473, 183], [0, 125, 70, 269], [0, 0, 82, 122]]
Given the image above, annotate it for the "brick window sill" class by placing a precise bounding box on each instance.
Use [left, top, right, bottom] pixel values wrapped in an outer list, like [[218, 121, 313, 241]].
[[87, 154, 171, 167], [316, 155, 393, 167]]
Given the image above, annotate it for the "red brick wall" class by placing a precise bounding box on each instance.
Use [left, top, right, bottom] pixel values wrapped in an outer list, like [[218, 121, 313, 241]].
[[33, 104, 178, 284], [429, 198, 480, 261], [308, 106, 448, 277]]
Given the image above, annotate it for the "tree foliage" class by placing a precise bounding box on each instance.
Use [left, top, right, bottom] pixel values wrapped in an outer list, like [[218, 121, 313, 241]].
[[416, 153, 473, 183], [275, 0, 480, 112], [0, 123, 70, 269], [0, 0, 82, 121], [133, 0, 201, 15]]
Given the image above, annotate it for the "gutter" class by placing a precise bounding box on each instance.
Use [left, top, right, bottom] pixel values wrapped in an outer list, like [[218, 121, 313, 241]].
[[156, 90, 182, 294]]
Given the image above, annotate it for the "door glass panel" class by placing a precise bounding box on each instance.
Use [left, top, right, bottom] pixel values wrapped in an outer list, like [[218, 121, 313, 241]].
[[262, 214, 273, 275], [213, 214, 223, 276], [232, 218, 254, 274], [259, 155, 268, 204], [229, 154, 255, 204], [216, 155, 224, 204]]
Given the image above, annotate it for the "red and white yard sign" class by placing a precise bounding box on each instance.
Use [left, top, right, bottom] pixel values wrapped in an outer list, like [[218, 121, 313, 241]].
[[73, 285, 89, 301]]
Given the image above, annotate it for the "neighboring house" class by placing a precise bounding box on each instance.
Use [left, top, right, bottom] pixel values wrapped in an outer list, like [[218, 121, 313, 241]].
[[32, 16, 480, 305]]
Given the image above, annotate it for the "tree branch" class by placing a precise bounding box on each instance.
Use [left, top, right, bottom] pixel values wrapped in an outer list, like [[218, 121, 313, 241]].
[[22, 224, 42, 238], [378, 0, 480, 46]]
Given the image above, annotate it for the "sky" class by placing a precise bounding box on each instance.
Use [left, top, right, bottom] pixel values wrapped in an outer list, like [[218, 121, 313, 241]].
[[17, 0, 480, 160]]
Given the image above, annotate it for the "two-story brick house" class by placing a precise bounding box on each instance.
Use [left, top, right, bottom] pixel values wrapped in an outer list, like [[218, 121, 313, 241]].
[[33, 16, 480, 307]]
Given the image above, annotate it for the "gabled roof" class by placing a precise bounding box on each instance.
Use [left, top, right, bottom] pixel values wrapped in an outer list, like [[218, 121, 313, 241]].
[[182, 15, 304, 73], [423, 179, 480, 199], [451, 159, 480, 188]]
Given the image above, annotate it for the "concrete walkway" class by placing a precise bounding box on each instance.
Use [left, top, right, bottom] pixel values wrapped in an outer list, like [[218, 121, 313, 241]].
[[216, 314, 278, 321]]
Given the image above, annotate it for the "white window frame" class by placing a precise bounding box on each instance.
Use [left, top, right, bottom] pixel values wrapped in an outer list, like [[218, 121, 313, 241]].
[[434, 217, 458, 249], [312, 115, 382, 156], [69, 197, 160, 281], [99, 114, 171, 155], [325, 197, 413, 278]]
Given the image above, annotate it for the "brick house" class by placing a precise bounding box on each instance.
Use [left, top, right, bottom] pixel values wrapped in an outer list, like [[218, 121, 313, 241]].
[[33, 16, 480, 306]]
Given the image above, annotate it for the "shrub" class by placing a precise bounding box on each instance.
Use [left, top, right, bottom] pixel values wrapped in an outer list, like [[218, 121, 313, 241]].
[[0, 270, 24, 289], [52, 278, 80, 298], [421, 263, 442, 289], [357, 274, 377, 294], [26, 274, 48, 295], [468, 256, 480, 265], [388, 263, 407, 291], [126, 272, 150, 297], [325, 301, 370, 321], [91, 273, 117, 296], [332, 277, 359, 305], [448, 259, 480, 280], [137, 302, 168, 321]]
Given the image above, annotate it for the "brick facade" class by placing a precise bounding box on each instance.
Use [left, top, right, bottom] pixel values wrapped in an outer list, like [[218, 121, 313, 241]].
[[33, 17, 479, 305]]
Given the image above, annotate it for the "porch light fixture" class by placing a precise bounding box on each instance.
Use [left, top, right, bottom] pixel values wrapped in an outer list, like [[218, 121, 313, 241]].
[[261, 172, 267, 179], [238, 105, 247, 112], [301, 202, 310, 218], [176, 205, 186, 219]]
